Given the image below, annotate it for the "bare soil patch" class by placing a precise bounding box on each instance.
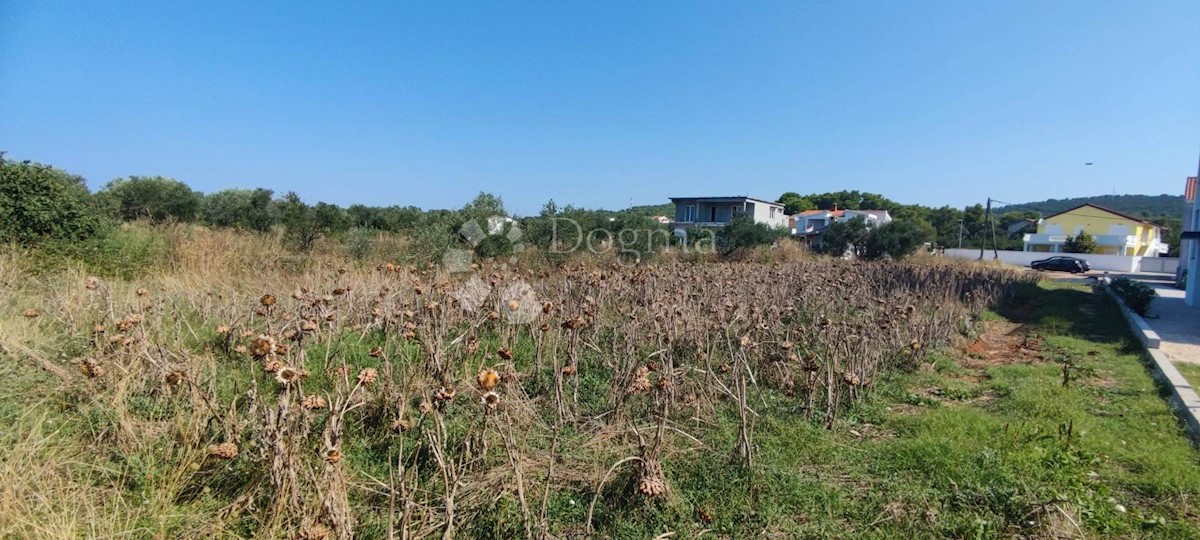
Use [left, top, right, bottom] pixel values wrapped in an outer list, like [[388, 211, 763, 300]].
[[961, 320, 1047, 368]]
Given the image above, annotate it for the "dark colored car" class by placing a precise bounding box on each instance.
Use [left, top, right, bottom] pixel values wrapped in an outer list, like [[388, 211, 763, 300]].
[[1031, 256, 1090, 273]]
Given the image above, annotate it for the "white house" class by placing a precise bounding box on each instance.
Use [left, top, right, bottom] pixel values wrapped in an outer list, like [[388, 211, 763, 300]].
[[789, 207, 892, 237], [669, 196, 789, 231]]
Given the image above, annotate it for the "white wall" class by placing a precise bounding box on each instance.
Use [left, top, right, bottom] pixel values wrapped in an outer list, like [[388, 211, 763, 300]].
[[751, 202, 789, 229], [943, 249, 1176, 273]]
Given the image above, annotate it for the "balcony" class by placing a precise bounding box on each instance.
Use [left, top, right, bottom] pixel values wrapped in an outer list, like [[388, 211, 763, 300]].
[[1023, 233, 1137, 247], [1023, 234, 1068, 244]]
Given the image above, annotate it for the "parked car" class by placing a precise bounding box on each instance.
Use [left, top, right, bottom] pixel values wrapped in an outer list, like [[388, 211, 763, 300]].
[[1030, 256, 1090, 273]]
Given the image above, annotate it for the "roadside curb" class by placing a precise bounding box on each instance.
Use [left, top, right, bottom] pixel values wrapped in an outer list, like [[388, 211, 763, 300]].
[[1105, 287, 1200, 444]]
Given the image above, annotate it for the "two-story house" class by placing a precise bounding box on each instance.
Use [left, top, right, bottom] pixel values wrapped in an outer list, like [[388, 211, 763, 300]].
[[669, 196, 789, 230], [1022, 203, 1167, 256]]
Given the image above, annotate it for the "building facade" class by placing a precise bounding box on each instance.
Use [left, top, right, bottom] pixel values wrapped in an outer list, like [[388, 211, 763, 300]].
[[1022, 203, 1167, 256], [669, 196, 788, 230]]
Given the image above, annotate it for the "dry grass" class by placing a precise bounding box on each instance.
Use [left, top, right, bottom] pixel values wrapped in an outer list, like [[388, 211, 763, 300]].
[[0, 228, 1038, 539]]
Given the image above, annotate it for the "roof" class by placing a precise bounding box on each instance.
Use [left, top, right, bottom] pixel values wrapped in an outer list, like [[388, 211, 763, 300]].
[[669, 196, 783, 207], [797, 209, 844, 217], [844, 209, 890, 218], [1042, 203, 1159, 227]]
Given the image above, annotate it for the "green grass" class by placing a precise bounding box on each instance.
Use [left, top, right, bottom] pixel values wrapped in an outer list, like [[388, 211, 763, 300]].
[[4, 280, 1199, 539], [606, 280, 1200, 538], [1177, 362, 1200, 390]]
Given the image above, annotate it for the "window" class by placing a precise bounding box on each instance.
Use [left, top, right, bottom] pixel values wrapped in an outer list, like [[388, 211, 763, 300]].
[[684, 205, 696, 222], [710, 206, 717, 222], [769, 207, 777, 218]]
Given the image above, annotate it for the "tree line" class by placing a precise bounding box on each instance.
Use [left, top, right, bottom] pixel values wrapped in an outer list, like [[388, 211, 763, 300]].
[[775, 190, 1182, 255]]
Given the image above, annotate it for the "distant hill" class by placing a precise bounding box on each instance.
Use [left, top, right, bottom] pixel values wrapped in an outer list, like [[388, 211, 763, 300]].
[[1012, 194, 1184, 218], [627, 203, 674, 217]]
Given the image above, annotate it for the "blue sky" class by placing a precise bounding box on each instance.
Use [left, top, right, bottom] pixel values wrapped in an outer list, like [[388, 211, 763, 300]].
[[1, 1, 1197, 215]]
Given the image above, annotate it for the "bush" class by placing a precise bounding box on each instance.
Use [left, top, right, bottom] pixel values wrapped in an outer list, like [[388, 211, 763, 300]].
[[33, 224, 175, 279], [717, 213, 786, 257], [203, 188, 275, 231], [1064, 233, 1098, 254], [814, 216, 868, 258], [1111, 277, 1156, 315], [0, 155, 105, 244], [97, 176, 203, 223], [862, 220, 934, 260]]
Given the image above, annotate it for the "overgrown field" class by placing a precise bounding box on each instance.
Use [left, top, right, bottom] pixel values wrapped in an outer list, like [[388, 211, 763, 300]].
[[1, 231, 1198, 539]]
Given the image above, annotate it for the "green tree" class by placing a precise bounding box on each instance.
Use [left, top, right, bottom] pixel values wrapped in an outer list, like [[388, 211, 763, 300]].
[[202, 188, 275, 231], [777, 192, 815, 215], [716, 213, 785, 257], [1064, 233, 1098, 254], [98, 176, 202, 223], [0, 154, 105, 244], [278, 192, 321, 251], [815, 216, 869, 258], [862, 220, 935, 260]]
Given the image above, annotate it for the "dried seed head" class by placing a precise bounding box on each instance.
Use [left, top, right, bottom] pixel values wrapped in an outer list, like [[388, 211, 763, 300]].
[[300, 320, 318, 333], [368, 346, 384, 358], [260, 294, 276, 307], [136, 288, 149, 297], [208, 442, 239, 460], [299, 523, 330, 540], [250, 335, 275, 358], [165, 369, 186, 387], [476, 368, 500, 391], [497, 348, 513, 360], [79, 357, 103, 378], [302, 395, 327, 410], [21, 308, 40, 318], [93, 324, 106, 334], [434, 387, 456, 401], [85, 276, 100, 290], [561, 364, 577, 376], [506, 299, 521, 312], [391, 417, 412, 432], [324, 449, 342, 464], [275, 366, 304, 386], [481, 390, 501, 410], [638, 459, 668, 497], [216, 325, 231, 335], [418, 400, 434, 414], [357, 368, 378, 386]]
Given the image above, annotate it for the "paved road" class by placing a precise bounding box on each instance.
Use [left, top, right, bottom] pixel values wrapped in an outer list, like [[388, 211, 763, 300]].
[[1121, 272, 1200, 365]]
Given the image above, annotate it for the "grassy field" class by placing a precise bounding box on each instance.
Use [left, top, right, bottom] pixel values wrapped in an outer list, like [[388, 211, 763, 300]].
[[1, 233, 1198, 539]]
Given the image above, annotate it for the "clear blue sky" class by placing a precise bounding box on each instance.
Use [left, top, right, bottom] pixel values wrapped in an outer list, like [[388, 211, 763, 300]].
[[2, 1, 1197, 215]]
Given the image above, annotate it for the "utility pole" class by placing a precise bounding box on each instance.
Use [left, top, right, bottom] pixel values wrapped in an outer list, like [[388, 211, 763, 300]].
[[979, 198, 989, 260], [957, 219, 964, 249], [979, 197, 1000, 260]]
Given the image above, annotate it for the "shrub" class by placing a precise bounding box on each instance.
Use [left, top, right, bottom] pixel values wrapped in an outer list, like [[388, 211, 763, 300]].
[[1064, 233, 1098, 254], [0, 155, 105, 244], [97, 176, 203, 223], [1111, 277, 1156, 315], [33, 224, 175, 279], [862, 220, 934, 260], [814, 216, 868, 258], [203, 188, 276, 231], [716, 213, 786, 257]]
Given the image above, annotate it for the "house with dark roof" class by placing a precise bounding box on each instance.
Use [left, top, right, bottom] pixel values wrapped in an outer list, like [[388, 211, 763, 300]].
[[1022, 203, 1167, 256]]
